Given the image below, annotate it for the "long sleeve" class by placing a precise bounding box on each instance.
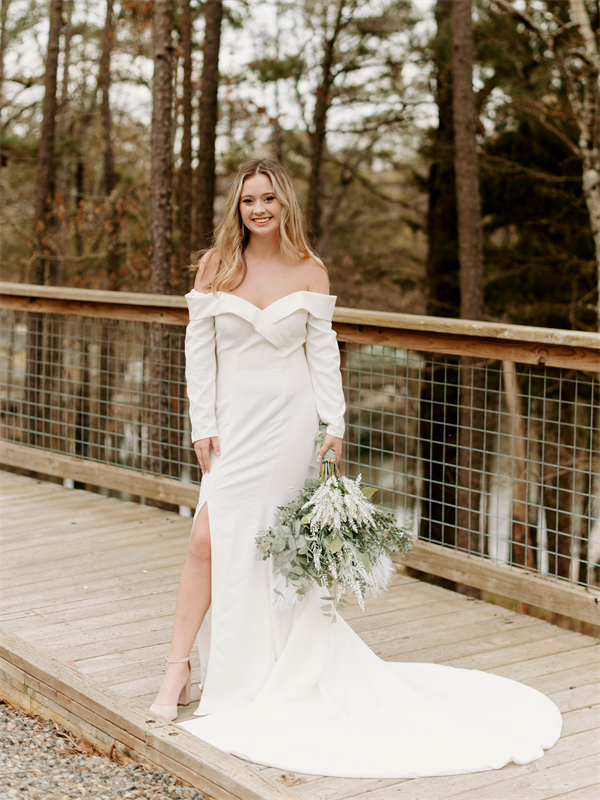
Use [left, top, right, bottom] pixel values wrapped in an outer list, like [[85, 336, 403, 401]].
[[305, 311, 346, 439], [185, 304, 218, 444]]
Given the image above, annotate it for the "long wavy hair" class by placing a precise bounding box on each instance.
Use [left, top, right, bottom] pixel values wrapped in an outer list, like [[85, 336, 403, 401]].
[[191, 158, 324, 292]]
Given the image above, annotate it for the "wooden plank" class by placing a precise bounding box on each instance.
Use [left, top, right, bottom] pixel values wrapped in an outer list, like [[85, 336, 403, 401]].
[[441, 633, 595, 672], [560, 705, 600, 738], [0, 629, 294, 800], [0, 443, 200, 507], [2, 586, 179, 634], [490, 645, 600, 683], [322, 739, 598, 800], [0, 286, 189, 326], [348, 598, 522, 637], [3, 523, 187, 573], [373, 614, 560, 662], [334, 322, 600, 372], [447, 753, 599, 800], [333, 304, 600, 350], [553, 786, 600, 800], [546, 683, 599, 714], [395, 543, 600, 627], [527, 663, 600, 696], [0, 563, 182, 615], [361, 608, 539, 650]]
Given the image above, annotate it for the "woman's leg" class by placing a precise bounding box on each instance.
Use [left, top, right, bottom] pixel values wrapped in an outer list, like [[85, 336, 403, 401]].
[[152, 503, 211, 706]]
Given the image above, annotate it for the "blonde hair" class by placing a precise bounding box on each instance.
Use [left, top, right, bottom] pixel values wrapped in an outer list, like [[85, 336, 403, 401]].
[[192, 158, 324, 292]]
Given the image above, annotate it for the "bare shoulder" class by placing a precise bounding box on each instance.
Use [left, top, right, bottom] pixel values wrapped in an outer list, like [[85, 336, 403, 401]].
[[194, 249, 220, 293], [304, 258, 330, 295]]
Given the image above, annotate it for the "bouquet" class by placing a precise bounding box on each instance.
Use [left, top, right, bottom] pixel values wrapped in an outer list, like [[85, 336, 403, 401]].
[[255, 427, 414, 619]]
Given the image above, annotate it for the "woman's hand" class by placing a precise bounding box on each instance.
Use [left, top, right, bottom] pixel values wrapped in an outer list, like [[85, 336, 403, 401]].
[[194, 436, 221, 474], [317, 434, 343, 465]]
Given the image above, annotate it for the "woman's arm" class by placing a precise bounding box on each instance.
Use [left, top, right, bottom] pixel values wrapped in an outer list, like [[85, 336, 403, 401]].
[[185, 252, 220, 472], [305, 263, 345, 463]]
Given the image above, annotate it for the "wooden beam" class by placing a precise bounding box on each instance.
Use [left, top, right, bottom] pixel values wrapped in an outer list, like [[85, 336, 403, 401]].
[[0, 629, 294, 800], [0, 293, 188, 326], [333, 323, 600, 372], [396, 541, 600, 627], [0, 281, 187, 309], [333, 305, 600, 351], [0, 443, 199, 508]]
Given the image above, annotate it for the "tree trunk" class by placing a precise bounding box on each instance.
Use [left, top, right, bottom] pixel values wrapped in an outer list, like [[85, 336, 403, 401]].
[[98, 0, 121, 290], [567, 0, 600, 330], [306, 0, 346, 246], [178, 0, 193, 283], [24, 0, 63, 449], [0, 0, 10, 115], [425, 0, 459, 317], [452, 0, 485, 556], [149, 0, 177, 501], [452, 0, 484, 321], [195, 0, 223, 251], [151, 0, 174, 295], [419, 1, 459, 547], [30, 0, 63, 286]]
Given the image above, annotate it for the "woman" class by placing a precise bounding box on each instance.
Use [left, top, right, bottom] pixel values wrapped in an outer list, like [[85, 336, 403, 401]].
[[150, 159, 561, 778]]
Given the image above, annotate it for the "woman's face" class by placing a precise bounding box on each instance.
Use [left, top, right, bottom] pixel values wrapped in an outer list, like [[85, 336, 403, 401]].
[[239, 173, 283, 237]]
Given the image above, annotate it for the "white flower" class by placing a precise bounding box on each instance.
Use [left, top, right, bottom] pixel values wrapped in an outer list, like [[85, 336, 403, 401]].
[[302, 473, 376, 534]]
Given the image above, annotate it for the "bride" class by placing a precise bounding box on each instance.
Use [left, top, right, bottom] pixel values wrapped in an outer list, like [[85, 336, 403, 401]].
[[150, 158, 561, 778]]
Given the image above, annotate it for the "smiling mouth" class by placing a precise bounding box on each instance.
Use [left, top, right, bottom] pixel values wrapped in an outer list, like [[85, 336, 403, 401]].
[[252, 217, 273, 224]]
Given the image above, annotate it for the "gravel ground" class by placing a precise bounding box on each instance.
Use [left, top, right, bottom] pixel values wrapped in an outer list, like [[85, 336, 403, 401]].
[[0, 701, 206, 799]]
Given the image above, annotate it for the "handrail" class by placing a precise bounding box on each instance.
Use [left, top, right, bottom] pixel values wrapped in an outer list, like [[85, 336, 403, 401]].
[[2, 281, 599, 372], [2, 280, 599, 350]]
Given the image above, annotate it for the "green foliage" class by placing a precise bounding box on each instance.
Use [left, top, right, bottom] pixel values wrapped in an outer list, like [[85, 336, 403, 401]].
[[255, 474, 414, 619]]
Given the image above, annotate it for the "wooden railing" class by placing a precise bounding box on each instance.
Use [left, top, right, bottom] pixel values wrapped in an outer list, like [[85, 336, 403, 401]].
[[1, 281, 599, 627]]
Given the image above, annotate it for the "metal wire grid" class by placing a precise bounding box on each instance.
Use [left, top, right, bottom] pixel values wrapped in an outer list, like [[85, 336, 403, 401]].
[[1, 309, 598, 588], [0, 310, 199, 487], [340, 343, 599, 590]]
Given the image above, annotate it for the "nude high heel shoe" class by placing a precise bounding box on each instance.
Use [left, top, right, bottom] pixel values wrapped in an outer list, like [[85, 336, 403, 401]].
[[149, 656, 191, 722]]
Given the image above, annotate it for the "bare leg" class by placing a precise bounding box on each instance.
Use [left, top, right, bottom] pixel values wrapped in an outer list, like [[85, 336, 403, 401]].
[[152, 503, 211, 706]]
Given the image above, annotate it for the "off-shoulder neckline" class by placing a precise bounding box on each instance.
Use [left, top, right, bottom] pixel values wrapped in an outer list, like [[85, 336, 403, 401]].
[[187, 288, 335, 313]]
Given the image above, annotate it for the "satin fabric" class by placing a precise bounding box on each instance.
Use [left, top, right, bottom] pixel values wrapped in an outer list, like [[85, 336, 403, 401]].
[[179, 289, 562, 778]]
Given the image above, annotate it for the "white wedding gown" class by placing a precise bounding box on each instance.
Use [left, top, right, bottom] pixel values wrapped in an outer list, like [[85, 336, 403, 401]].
[[178, 288, 562, 778]]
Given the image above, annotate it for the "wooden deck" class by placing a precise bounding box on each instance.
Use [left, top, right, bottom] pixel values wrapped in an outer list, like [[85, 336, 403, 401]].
[[1, 470, 598, 800]]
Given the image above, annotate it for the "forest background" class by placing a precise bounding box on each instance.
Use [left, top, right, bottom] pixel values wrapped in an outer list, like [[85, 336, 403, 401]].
[[1, 0, 599, 332]]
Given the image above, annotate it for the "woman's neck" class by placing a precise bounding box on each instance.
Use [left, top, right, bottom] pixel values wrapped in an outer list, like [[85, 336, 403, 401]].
[[244, 233, 281, 264]]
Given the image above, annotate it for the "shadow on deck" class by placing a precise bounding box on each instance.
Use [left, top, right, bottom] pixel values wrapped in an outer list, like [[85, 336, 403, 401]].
[[1, 471, 598, 800]]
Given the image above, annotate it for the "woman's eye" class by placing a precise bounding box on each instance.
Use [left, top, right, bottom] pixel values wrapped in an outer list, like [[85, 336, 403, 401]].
[[265, 196, 275, 202]]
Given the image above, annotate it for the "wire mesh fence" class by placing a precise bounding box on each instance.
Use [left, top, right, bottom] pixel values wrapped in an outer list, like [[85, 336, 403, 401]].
[[341, 344, 599, 591], [1, 307, 599, 590]]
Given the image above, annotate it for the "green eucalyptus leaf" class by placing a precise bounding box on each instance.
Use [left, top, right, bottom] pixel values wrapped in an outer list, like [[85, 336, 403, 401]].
[[360, 486, 378, 499]]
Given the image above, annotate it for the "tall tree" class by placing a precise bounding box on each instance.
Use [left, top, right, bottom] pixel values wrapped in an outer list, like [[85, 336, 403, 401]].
[[30, 0, 63, 286], [24, 0, 63, 451], [178, 0, 193, 282], [452, 0, 484, 322], [306, 0, 349, 244], [452, 0, 484, 556], [419, 0, 459, 548], [151, 0, 174, 294], [98, 0, 120, 289], [195, 0, 223, 251], [424, 0, 459, 317], [0, 0, 12, 123], [496, 0, 600, 329], [149, 0, 175, 488]]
